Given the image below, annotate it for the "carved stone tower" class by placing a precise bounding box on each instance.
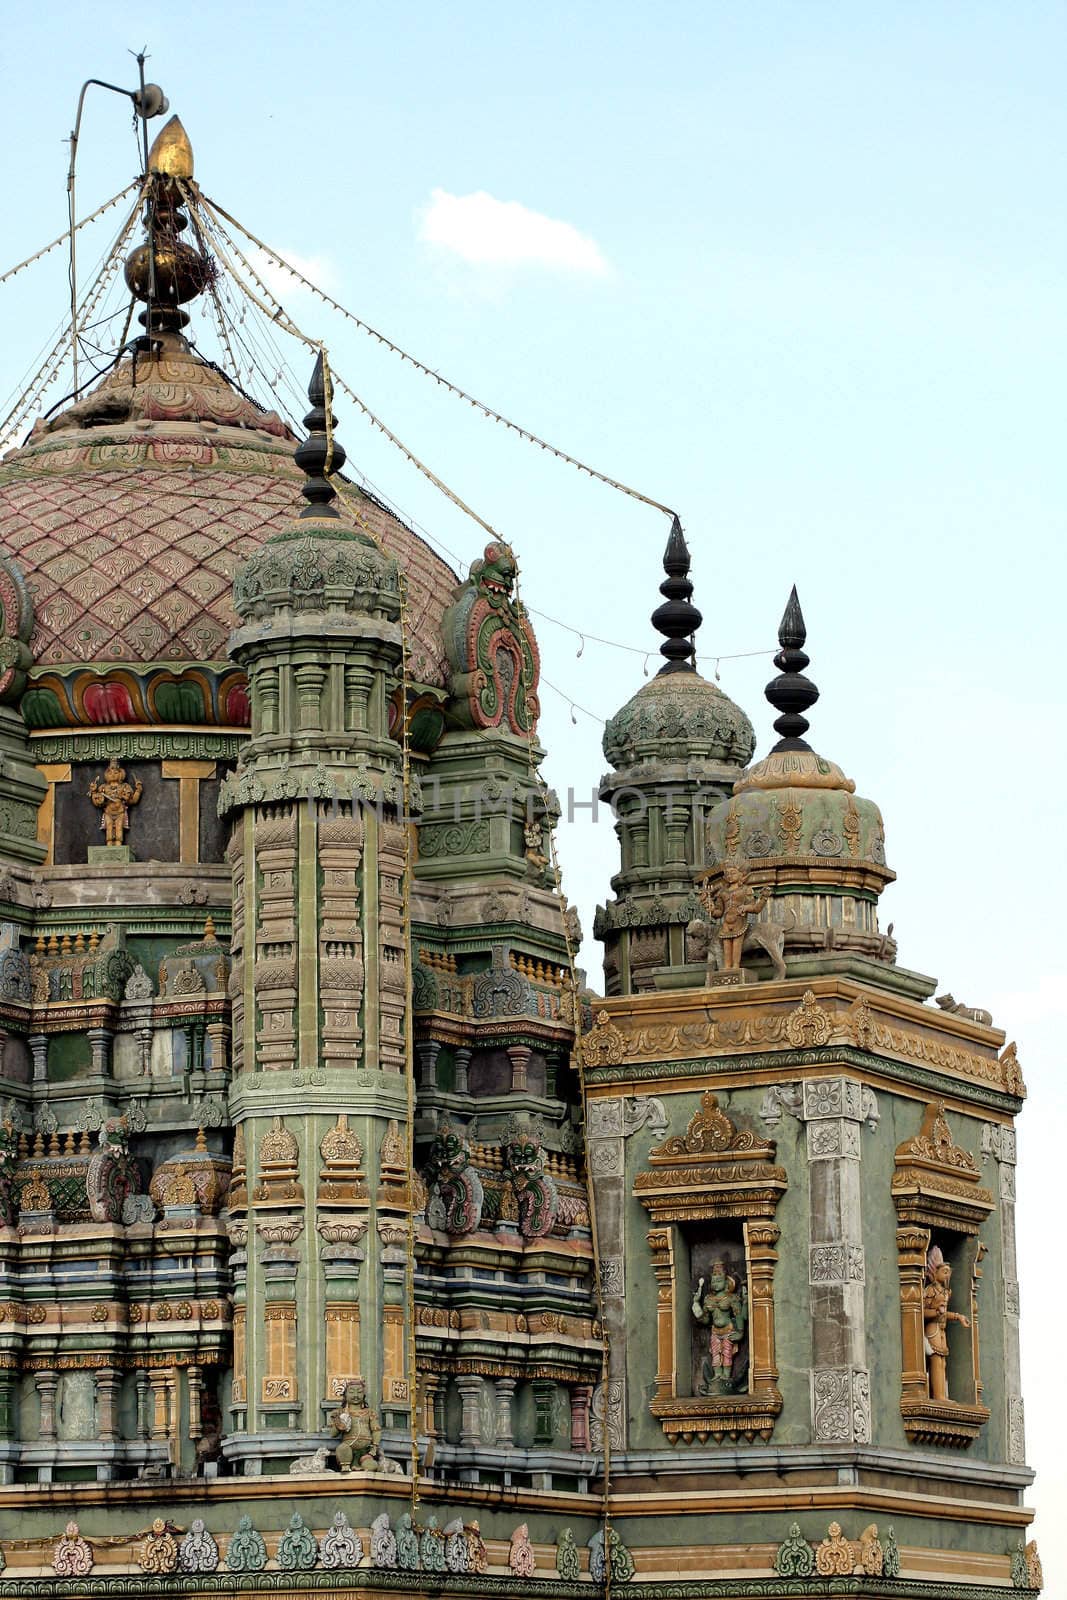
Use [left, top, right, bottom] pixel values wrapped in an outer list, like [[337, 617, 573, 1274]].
[[221, 357, 413, 1471]]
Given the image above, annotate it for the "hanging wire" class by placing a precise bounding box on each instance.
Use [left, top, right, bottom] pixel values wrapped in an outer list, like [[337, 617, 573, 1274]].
[[199, 191, 677, 520], [0, 188, 144, 449], [0, 182, 139, 286]]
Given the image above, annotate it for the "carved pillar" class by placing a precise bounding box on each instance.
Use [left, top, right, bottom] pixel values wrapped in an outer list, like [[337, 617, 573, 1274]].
[[35, 1370, 58, 1441], [205, 1020, 230, 1077], [746, 1222, 781, 1399], [453, 1046, 471, 1096], [187, 1365, 203, 1442], [86, 1025, 112, 1078], [983, 1122, 1025, 1463], [420, 1372, 441, 1439], [506, 1044, 531, 1094], [29, 1034, 48, 1082], [897, 1225, 931, 1405], [802, 1077, 874, 1445], [493, 1376, 516, 1447], [569, 1383, 593, 1451], [647, 1227, 676, 1404], [135, 1369, 151, 1441], [456, 1376, 484, 1448], [585, 1097, 629, 1447], [416, 1040, 440, 1091], [94, 1366, 122, 1443]]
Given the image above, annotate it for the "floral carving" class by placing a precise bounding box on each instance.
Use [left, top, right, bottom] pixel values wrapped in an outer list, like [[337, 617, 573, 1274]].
[[53, 1521, 93, 1577], [179, 1519, 219, 1574], [319, 1511, 362, 1570], [276, 1512, 318, 1571], [815, 1521, 854, 1576], [226, 1515, 267, 1573], [773, 1524, 815, 1578], [139, 1518, 178, 1575]]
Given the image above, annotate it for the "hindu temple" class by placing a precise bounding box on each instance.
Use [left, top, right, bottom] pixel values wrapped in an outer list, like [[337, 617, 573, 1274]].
[[0, 108, 1041, 1597]]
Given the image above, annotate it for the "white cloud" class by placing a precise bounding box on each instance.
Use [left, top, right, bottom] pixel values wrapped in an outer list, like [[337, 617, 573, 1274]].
[[244, 246, 341, 305], [418, 187, 609, 275]]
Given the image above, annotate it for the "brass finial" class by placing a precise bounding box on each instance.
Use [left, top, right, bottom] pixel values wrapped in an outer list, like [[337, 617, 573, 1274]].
[[203, 915, 216, 944], [147, 116, 194, 180]]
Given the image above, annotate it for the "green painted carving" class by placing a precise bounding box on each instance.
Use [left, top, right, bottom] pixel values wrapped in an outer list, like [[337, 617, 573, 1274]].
[[276, 1512, 318, 1571], [555, 1529, 579, 1581], [883, 1527, 901, 1579], [1010, 1543, 1030, 1589], [31, 732, 244, 763], [418, 820, 490, 858], [225, 1514, 267, 1573], [0, 556, 35, 704], [233, 529, 400, 621], [773, 1524, 815, 1578]]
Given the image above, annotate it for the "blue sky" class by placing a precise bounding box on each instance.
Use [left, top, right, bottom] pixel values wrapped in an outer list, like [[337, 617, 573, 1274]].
[[2, 0, 1064, 1577]]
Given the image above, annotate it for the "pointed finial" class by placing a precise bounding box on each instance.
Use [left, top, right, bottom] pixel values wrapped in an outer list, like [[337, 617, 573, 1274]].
[[146, 116, 194, 179], [294, 352, 347, 517], [765, 585, 819, 749], [651, 515, 702, 674]]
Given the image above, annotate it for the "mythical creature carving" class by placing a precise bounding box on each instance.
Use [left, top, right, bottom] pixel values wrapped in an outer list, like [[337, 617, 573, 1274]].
[[441, 540, 540, 735], [424, 1122, 484, 1235], [86, 1116, 141, 1223], [692, 862, 775, 975], [504, 1118, 559, 1238]]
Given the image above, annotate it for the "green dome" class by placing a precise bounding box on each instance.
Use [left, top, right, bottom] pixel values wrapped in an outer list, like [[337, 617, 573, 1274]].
[[602, 670, 755, 773]]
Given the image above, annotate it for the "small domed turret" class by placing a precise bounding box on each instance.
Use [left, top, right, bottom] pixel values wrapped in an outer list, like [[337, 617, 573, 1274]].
[[702, 588, 896, 976], [596, 521, 753, 994]]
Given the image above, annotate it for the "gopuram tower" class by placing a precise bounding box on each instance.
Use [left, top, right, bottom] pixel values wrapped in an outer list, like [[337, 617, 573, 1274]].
[[0, 99, 1041, 1600]]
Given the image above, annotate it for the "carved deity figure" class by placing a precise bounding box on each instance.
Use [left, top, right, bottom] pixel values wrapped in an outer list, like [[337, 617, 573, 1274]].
[[923, 1245, 969, 1401], [89, 759, 143, 847], [692, 1259, 748, 1393], [700, 864, 769, 970], [329, 1378, 383, 1472]]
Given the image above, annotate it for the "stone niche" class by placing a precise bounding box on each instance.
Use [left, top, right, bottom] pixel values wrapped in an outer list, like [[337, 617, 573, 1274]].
[[892, 1100, 995, 1448], [634, 1091, 787, 1444]]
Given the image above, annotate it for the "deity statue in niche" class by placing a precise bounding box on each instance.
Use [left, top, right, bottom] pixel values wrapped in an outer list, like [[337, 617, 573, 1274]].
[[923, 1244, 969, 1401], [89, 758, 143, 847], [690, 1244, 748, 1395]]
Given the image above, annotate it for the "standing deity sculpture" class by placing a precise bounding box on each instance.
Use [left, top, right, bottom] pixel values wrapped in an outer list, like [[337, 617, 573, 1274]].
[[89, 759, 143, 847], [691, 1259, 748, 1393], [699, 864, 768, 971], [922, 1245, 969, 1401]]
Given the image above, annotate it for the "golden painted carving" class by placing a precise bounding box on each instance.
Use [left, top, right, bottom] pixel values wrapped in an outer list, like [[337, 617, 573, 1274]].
[[893, 1100, 994, 1235], [583, 1010, 625, 1067], [856, 1526, 884, 1576], [88, 759, 143, 847], [318, 1113, 368, 1205], [1000, 1040, 1024, 1096], [815, 1522, 854, 1576], [252, 1116, 303, 1206], [786, 989, 833, 1048]]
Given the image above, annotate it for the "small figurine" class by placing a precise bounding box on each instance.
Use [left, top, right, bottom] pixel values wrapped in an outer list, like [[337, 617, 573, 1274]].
[[923, 1245, 969, 1401], [691, 1259, 748, 1393], [699, 864, 768, 971], [89, 759, 143, 848], [328, 1377, 384, 1472]]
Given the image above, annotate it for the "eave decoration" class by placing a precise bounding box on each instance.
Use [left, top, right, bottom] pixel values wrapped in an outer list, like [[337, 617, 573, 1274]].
[[634, 1090, 787, 1444]]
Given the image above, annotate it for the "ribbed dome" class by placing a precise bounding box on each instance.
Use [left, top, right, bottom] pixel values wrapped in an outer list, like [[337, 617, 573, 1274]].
[[602, 670, 754, 773], [0, 338, 456, 727]]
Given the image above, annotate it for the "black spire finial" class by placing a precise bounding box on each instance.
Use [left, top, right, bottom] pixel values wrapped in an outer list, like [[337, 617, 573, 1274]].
[[293, 352, 347, 517], [765, 585, 819, 749], [651, 516, 702, 674]]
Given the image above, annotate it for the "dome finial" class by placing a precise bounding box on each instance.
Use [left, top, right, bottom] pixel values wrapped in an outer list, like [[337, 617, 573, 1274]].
[[765, 585, 819, 750], [124, 116, 211, 343], [293, 351, 347, 517], [651, 515, 702, 674]]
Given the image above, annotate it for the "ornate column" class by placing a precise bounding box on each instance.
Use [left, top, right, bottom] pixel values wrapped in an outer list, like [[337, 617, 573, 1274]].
[[493, 1376, 516, 1447], [983, 1121, 1025, 1463], [456, 1376, 484, 1448], [94, 1367, 122, 1444], [800, 1077, 876, 1445]]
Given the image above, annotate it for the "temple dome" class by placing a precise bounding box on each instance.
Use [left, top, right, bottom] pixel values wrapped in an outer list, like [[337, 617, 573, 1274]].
[[0, 338, 456, 730], [602, 670, 754, 774]]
